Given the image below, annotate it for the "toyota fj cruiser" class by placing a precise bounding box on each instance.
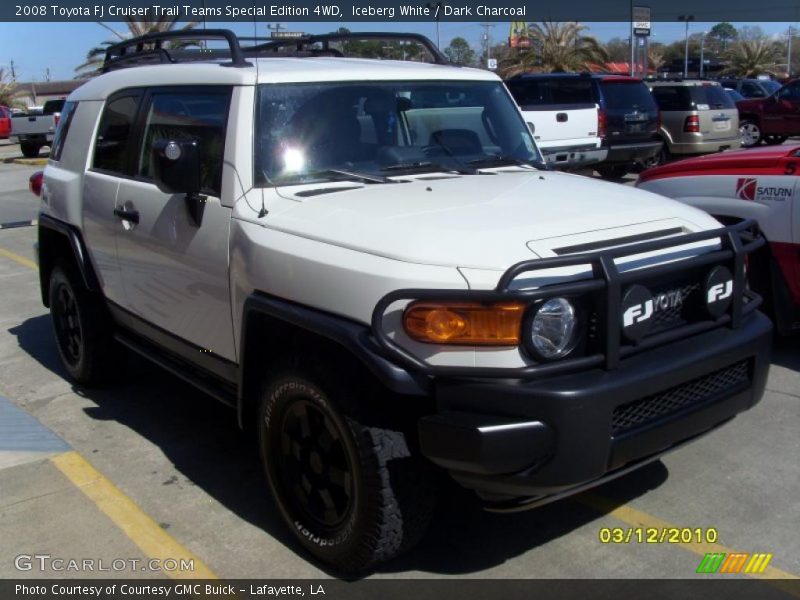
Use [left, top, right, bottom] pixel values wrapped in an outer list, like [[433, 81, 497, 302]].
[[33, 30, 771, 572]]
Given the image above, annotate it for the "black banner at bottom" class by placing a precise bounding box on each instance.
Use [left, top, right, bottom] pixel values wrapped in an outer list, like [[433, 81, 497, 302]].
[[3, 579, 800, 600]]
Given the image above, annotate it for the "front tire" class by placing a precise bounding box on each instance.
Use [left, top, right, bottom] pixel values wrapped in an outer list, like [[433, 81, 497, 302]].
[[739, 121, 762, 147], [258, 365, 433, 573], [763, 135, 788, 145], [49, 264, 122, 385]]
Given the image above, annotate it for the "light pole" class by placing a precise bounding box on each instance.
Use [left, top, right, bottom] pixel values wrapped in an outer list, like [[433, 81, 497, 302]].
[[787, 28, 796, 78], [678, 15, 694, 78], [699, 32, 706, 79]]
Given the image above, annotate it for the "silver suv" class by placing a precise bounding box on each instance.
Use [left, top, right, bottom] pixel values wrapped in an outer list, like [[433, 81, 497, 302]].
[[646, 80, 740, 165], [31, 29, 771, 572]]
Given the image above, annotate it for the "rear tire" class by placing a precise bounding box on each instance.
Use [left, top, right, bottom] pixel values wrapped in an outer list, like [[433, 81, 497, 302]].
[[739, 121, 762, 147], [642, 146, 670, 170], [20, 141, 40, 158], [596, 164, 630, 179], [258, 361, 434, 573], [48, 263, 123, 385]]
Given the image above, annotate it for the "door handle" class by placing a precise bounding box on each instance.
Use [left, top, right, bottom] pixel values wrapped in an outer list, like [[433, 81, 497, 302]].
[[113, 207, 140, 224]]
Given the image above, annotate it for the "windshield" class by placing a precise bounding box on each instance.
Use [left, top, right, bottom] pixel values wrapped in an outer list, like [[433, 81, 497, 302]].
[[255, 80, 542, 186]]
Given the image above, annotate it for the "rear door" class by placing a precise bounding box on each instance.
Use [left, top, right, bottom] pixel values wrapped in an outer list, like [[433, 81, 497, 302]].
[[599, 78, 659, 144], [113, 86, 237, 363], [506, 77, 599, 148], [691, 84, 737, 142]]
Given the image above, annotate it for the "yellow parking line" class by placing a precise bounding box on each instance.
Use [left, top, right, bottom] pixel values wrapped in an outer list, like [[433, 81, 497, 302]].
[[51, 451, 218, 580], [0, 247, 37, 271], [578, 492, 800, 594]]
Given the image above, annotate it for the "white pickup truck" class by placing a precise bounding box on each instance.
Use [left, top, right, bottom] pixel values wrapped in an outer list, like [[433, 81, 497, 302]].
[[10, 99, 65, 158], [506, 74, 606, 169]]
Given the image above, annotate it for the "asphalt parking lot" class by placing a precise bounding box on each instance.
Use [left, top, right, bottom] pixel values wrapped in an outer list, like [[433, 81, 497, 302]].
[[0, 139, 798, 586]]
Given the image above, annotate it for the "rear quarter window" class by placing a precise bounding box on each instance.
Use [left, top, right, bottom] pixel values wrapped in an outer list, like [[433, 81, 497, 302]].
[[50, 101, 78, 161], [651, 86, 692, 111]]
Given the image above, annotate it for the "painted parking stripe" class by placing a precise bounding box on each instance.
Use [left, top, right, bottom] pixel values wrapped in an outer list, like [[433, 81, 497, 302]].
[[51, 451, 218, 580], [0, 219, 37, 230], [577, 492, 800, 594], [0, 246, 37, 271]]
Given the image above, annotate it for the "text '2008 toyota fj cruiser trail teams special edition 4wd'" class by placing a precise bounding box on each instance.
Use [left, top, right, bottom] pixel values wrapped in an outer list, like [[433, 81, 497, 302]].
[[32, 30, 771, 572]]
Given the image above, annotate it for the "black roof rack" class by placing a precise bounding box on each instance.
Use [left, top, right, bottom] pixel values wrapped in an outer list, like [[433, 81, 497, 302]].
[[102, 29, 448, 72], [103, 29, 252, 72]]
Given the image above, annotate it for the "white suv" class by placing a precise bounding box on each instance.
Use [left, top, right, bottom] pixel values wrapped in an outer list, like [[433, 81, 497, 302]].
[[33, 30, 772, 572]]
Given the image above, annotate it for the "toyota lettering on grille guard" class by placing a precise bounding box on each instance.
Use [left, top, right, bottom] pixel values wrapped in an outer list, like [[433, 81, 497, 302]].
[[370, 219, 764, 379]]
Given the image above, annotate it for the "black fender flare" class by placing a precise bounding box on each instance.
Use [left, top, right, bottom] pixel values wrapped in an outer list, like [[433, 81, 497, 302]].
[[236, 293, 430, 429], [38, 213, 101, 305]]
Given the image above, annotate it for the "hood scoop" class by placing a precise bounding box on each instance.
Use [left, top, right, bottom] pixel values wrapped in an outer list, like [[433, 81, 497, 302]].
[[552, 227, 688, 255]]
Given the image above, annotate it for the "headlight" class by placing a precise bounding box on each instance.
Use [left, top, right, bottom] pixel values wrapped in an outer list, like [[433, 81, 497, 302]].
[[529, 298, 578, 359]]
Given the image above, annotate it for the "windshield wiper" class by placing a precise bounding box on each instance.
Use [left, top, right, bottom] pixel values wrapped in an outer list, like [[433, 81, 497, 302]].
[[304, 168, 396, 184], [467, 155, 550, 170], [380, 161, 477, 175]]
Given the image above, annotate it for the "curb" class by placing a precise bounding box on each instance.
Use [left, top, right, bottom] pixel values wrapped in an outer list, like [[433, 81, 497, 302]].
[[0, 219, 37, 230], [8, 158, 48, 166]]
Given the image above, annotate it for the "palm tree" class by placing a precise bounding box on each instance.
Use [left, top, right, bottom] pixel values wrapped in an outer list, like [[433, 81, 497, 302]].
[[647, 45, 666, 73], [722, 38, 781, 77], [500, 21, 608, 77], [75, 18, 197, 77], [0, 68, 25, 108]]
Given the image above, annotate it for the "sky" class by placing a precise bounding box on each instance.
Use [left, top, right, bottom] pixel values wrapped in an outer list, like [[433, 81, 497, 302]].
[[0, 20, 796, 81]]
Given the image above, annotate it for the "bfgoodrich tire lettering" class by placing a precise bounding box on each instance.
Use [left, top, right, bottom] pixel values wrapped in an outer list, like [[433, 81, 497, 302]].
[[258, 364, 433, 572]]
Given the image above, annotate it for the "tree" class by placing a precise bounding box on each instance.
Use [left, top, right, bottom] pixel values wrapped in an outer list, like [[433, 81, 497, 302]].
[[0, 68, 24, 108], [723, 38, 781, 77], [648, 43, 666, 72], [444, 37, 476, 66], [75, 18, 197, 77], [604, 37, 630, 63], [707, 22, 738, 54], [500, 21, 608, 77]]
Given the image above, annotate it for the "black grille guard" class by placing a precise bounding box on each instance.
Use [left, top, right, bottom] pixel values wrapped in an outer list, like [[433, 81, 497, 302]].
[[370, 219, 765, 379]]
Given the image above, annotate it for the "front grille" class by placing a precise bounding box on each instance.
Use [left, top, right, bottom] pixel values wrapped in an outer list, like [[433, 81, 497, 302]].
[[611, 360, 750, 436], [649, 280, 702, 332]]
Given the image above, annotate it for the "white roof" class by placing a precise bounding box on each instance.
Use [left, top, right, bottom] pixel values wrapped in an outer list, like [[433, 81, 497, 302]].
[[69, 58, 500, 101]]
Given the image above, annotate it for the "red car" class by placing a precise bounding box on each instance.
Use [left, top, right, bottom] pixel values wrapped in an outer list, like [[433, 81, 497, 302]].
[[737, 79, 800, 147], [0, 106, 11, 139]]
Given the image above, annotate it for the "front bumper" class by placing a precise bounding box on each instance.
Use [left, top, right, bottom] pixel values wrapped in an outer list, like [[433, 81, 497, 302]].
[[418, 311, 771, 507]]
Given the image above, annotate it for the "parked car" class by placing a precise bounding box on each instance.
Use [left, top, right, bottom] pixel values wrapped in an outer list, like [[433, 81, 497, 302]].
[[646, 80, 740, 166], [724, 88, 745, 103], [32, 29, 771, 572], [719, 78, 782, 99], [9, 98, 65, 157], [590, 75, 662, 178], [736, 79, 800, 147], [638, 144, 800, 334], [505, 73, 607, 170], [0, 106, 11, 139]]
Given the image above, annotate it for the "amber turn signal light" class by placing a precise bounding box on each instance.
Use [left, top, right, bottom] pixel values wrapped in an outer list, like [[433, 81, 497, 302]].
[[403, 301, 525, 345]]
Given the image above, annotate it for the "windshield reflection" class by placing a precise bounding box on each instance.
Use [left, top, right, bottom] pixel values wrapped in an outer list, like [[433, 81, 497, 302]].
[[255, 80, 543, 186]]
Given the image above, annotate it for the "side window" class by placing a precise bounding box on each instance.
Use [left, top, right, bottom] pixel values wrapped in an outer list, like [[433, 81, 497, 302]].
[[777, 82, 800, 101], [50, 101, 78, 162], [93, 94, 140, 174], [741, 82, 765, 98], [137, 90, 231, 196]]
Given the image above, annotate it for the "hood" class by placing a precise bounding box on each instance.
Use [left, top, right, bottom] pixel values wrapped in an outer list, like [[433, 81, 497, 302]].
[[736, 98, 766, 111], [638, 144, 800, 185], [266, 169, 720, 271]]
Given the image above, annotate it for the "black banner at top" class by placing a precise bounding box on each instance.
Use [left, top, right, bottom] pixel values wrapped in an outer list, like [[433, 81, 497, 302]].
[[2, 0, 800, 22]]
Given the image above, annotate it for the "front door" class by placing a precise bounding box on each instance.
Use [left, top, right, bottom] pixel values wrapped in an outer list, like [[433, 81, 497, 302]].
[[763, 81, 800, 136], [113, 86, 237, 364]]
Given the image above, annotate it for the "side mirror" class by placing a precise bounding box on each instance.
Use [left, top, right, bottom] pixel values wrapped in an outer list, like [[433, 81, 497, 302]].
[[527, 121, 536, 134], [152, 139, 205, 226]]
